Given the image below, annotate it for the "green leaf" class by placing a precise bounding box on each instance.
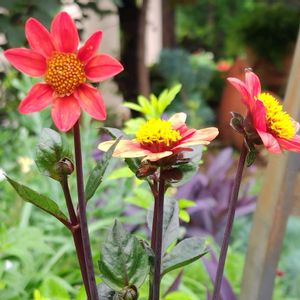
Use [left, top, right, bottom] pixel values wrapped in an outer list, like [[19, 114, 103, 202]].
[[158, 84, 182, 115], [161, 237, 207, 276], [5, 176, 67, 221], [124, 158, 141, 175], [97, 283, 116, 300], [123, 102, 143, 112], [85, 138, 121, 201], [98, 220, 149, 291], [35, 128, 73, 181], [246, 149, 257, 167], [147, 198, 179, 254]]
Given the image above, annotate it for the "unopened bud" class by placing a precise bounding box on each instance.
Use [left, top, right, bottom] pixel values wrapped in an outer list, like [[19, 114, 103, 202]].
[[55, 157, 74, 176], [118, 286, 138, 300]]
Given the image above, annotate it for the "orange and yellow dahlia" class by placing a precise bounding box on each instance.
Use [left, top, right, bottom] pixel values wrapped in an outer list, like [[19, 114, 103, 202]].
[[98, 113, 219, 162]]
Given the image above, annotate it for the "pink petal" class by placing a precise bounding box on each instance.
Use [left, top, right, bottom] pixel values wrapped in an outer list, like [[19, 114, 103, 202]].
[[77, 31, 102, 63], [277, 135, 300, 152], [227, 77, 254, 111], [51, 95, 81, 132], [25, 18, 55, 58], [50, 12, 78, 53], [143, 151, 173, 162], [245, 70, 261, 99], [74, 84, 106, 120], [257, 130, 281, 154], [19, 83, 53, 113], [98, 140, 149, 158], [84, 54, 124, 82], [252, 100, 267, 131], [4, 48, 46, 77], [178, 127, 219, 147]]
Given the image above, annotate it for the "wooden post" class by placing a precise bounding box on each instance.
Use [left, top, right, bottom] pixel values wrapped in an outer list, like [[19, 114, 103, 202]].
[[240, 30, 300, 300]]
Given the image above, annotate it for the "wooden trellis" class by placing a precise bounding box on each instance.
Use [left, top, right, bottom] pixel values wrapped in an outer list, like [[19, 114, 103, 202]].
[[240, 30, 300, 300]]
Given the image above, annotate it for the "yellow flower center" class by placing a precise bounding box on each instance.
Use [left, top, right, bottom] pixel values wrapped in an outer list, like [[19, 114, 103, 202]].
[[45, 53, 86, 97], [136, 119, 181, 146], [258, 92, 295, 139]]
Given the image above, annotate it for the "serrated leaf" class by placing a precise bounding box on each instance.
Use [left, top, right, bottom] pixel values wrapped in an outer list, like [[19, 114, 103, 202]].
[[5, 176, 67, 221], [123, 102, 143, 112], [98, 220, 149, 291], [161, 237, 207, 276], [35, 128, 72, 181], [147, 198, 179, 254], [158, 84, 182, 114], [85, 138, 121, 201]]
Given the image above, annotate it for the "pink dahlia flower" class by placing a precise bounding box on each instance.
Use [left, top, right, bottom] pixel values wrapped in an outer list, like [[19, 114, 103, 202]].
[[98, 113, 219, 162], [4, 12, 123, 132], [228, 70, 300, 153]]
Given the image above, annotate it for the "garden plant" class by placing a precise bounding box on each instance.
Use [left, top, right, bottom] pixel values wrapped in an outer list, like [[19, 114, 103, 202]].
[[2, 9, 300, 300]]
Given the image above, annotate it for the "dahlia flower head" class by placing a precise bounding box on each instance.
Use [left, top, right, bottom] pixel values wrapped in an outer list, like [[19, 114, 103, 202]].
[[4, 12, 123, 132], [98, 113, 219, 162], [228, 70, 300, 153]]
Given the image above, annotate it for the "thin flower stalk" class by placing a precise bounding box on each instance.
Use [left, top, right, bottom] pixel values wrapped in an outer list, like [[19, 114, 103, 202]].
[[211, 142, 247, 300], [74, 121, 99, 300], [152, 174, 166, 300]]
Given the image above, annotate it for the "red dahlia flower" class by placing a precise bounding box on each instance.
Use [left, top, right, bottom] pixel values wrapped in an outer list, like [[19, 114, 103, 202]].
[[228, 70, 300, 153], [98, 113, 219, 162], [4, 12, 123, 132]]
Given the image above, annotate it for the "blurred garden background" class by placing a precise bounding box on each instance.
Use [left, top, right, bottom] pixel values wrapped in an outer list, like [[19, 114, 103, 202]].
[[1, 0, 300, 299]]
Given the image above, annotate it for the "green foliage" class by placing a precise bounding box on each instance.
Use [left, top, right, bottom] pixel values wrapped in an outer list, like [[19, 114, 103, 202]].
[[98, 220, 149, 291], [5, 175, 67, 221], [229, 3, 300, 64], [85, 138, 121, 201], [35, 128, 73, 181], [161, 237, 207, 276], [123, 84, 182, 119]]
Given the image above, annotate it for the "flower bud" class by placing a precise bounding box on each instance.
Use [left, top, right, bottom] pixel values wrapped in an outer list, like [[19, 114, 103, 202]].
[[54, 157, 74, 176], [118, 286, 138, 300], [136, 162, 157, 178]]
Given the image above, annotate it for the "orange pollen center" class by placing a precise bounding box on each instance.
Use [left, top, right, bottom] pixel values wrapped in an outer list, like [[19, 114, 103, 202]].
[[45, 53, 86, 97]]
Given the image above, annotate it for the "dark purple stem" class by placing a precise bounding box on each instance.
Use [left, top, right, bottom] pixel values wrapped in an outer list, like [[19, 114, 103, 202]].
[[148, 179, 158, 300], [60, 177, 91, 299], [211, 142, 248, 300], [73, 121, 99, 300], [152, 172, 165, 300]]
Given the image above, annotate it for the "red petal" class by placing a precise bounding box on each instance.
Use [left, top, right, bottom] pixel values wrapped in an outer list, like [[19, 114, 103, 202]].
[[84, 54, 124, 82], [74, 84, 106, 120], [25, 18, 55, 58], [51, 95, 81, 132], [277, 135, 300, 152], [77, 31, 102, 63], [227, 77, 254, 111], [253, 100, 267, 131], [50, 12, 78, 53], [245, 70, 261, 99], [19, 83, 53, 113], [4, 48, 46, 77], [178, 127, 219, 147], [257, 130, 281, 153]]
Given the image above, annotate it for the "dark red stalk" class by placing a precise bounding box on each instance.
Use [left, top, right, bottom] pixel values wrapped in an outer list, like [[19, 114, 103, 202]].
[[148, 179, 158, 300], [73, 121, 99, 300], [60, 177, 91, 299], [152, 173, 165, 300], [211, 142, 248, 300]]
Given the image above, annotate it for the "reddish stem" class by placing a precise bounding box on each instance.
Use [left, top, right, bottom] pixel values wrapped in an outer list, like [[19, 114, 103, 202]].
[[211, 142, 248, 300]]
